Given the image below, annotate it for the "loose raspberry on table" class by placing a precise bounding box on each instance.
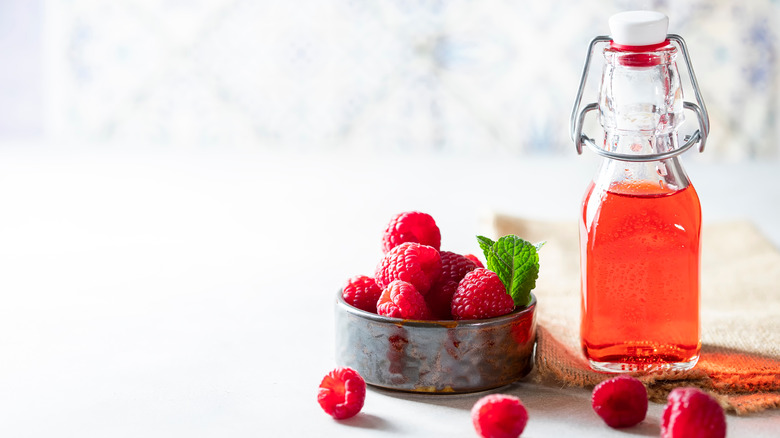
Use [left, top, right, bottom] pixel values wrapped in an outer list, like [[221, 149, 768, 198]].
[[376, 280, 432, 320], [426, 251, 478, 319], [375, 242, 442, 295], [317, 367, 366, 420], [591, 375, 648, 428], [381, 211, 441, 253], [451, 268, 515, 320], [661, 387, 726, 438], [471, 394, 528, 438], [342, 275, 382, 313]]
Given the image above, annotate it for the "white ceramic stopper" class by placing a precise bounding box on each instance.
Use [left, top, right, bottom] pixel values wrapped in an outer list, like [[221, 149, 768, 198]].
[[609, 11, 669, 46]]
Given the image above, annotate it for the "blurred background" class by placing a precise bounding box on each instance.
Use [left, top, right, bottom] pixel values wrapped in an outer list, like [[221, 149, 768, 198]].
[[1, 4, 779, 435], [1, 0, 778, 161]]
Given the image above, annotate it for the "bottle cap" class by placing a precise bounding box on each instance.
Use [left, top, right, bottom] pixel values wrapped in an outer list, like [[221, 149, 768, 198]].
[[609, 11, 669, 46]]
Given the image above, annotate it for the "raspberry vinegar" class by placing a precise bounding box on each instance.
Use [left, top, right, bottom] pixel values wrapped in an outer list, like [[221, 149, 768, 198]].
[[580, 180, 701, 371], [570, 11, 710, 372]]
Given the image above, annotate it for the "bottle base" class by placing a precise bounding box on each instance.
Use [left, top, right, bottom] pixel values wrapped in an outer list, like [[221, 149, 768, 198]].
[[588, 355, 699, 373]]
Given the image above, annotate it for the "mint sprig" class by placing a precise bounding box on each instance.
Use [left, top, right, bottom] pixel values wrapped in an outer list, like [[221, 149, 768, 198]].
[[477, 235, 542, 307]]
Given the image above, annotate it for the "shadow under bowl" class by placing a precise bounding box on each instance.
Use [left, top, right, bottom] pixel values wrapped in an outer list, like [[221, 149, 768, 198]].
[[335, 292, 537, 394]]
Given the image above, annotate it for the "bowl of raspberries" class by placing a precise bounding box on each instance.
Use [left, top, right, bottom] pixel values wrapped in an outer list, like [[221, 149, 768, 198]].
[[335, 211, 541, 393]]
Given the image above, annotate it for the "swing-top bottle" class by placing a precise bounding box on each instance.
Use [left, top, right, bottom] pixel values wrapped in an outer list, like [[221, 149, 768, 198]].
[[571, 11, 710, 372]]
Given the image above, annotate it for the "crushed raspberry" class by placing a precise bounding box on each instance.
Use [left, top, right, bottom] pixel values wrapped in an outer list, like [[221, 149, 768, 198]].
[[426, 251, 478, 319], [375, 242, 442, 295], [471, 394, 528, 438], [451, 268, 515, 320], [661, 387, 726, 438], [377, 280, 432, 320], [317, 367, 366, 420], [591, 375, 648, 428], [382, 211, 441, 253], [342, 275, 382, 313], [464, 254, 485, 268]]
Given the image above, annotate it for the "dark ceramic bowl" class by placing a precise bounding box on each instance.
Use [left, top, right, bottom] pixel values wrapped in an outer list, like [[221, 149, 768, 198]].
[[335, 292, 537, 393]]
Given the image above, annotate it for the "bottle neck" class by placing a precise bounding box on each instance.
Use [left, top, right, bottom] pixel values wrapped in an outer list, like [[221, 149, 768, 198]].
[[603, 131, 678, 156], [594, 43, 690, 194], [598, 44, 684, 154]]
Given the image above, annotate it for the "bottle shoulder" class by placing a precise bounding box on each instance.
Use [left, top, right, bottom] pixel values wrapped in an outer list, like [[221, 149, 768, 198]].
[[591, 157, 693, 195]]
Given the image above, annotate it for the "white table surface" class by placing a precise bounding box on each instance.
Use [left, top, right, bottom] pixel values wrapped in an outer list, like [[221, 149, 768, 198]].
[[0, 147, 778, 437]]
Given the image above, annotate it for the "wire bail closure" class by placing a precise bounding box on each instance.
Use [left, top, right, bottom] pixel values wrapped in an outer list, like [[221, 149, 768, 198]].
[[570, 34, 710, 162]]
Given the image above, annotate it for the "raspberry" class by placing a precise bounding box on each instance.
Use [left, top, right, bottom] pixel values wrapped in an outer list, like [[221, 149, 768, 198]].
[[439, 251, 480, 283], [376, 280, 432, 320], [382, 211, 441, 253], [464, 254, 484, 268], [317, 367, 366, 420], [426, 251, 478, 319], [661, 387, 726, 438], [591, 375, 648, 428], [471, 394, 528, 438], [425, 280, 459, 319], [375, 242, 442, 295], [342, 275, 382, 313], [451, 268, 515, 320]]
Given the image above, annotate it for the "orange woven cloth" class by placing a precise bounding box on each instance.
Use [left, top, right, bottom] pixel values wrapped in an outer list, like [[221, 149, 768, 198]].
[[492, 215, 780, 415]]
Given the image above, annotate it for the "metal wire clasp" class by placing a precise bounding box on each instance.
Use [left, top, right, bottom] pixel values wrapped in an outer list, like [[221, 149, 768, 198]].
[[570, 34, 710, 162]]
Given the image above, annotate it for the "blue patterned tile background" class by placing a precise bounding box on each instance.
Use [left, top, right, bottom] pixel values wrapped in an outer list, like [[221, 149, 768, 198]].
[[2, 0, 778, 161]]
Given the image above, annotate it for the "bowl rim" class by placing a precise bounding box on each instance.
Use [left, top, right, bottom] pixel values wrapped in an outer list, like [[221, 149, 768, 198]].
[[336, 290, 536, 328]]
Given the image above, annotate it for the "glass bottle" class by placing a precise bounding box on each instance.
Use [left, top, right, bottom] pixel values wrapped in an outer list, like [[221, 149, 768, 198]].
[[570, 11, 710, 373]]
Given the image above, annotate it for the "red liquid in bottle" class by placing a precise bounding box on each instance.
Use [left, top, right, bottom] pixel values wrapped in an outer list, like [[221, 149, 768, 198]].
[[580, 179, 701, 371]]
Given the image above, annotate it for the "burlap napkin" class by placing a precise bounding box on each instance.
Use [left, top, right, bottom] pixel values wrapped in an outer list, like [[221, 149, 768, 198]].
[[492, 214, 780, 415]]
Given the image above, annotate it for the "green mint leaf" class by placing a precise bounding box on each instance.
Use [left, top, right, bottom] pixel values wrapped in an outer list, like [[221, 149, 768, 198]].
[[477, 235, 496, 255], [478, 234, 540, 308]]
